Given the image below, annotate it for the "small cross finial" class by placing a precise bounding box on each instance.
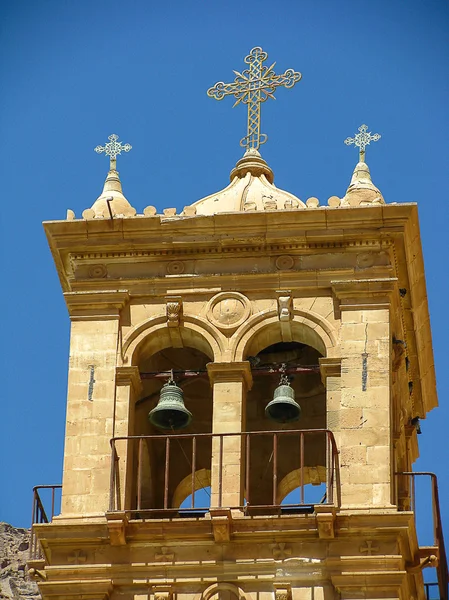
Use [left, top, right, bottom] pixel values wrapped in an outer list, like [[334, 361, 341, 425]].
[[94, 133, 132, 170], [344, 124, 381, 162], [207, 47, 301, 151]]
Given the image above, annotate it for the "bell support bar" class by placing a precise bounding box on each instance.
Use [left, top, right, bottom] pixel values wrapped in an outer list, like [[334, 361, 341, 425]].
[[140, 365, 320, 380]]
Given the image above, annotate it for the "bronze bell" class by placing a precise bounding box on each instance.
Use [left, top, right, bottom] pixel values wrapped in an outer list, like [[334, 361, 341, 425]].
[[265, 370, 301, 423], [148, 378, 192, 430]]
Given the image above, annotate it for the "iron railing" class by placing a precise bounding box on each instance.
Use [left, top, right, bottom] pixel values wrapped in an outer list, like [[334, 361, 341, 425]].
[[397, 472, 448, 600], [109, 429, 340, 516], [30, 484, 62, 560]]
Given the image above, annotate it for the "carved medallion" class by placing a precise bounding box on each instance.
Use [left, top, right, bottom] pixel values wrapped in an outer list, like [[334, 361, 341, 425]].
[[88, 264, 108, 278], [167, 261, 185, 275], [356, 253, 375, 268], [207, 292, 251, 330], [275, 255, 294, 270]]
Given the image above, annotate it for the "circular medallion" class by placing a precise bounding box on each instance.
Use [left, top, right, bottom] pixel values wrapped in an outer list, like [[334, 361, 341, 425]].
[[356, 253, 375, 268], [88, 264, 108, 278], [167, 261, 185, 275], [207, 292, 251, 330], [275, 255, 295, 270]]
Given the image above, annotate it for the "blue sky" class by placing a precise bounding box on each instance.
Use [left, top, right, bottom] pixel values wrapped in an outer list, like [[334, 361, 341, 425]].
[[0, 0, 448, 545]]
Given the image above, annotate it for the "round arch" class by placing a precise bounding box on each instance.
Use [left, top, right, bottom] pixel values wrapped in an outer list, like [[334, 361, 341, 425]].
[[232, 309, 337, 361], [122, 315, 225, 365], [276, 466, 327, 504], [172, 468, 211, 508], [199, 583, 251, 600]]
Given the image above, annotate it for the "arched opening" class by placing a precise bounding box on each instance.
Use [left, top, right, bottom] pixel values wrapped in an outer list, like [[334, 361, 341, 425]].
[[244, 339, 327, 511], [132, 345, 213, 515]]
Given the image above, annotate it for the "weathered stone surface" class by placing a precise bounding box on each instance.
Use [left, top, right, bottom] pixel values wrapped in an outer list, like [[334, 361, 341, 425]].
[[0, 523, 40, 600]]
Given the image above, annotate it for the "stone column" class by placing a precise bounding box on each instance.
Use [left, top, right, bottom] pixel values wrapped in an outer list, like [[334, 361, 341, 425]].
[[207, 362, 253, 509], [332, 279, 395, 508], [114, 366, 142, 511], [320, 357, 342, 507], [60, 291, 129, 518]]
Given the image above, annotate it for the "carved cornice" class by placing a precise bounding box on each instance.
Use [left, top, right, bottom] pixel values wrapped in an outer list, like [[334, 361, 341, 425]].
[[38, 579, 113, 599], [64, 290, 130, 320], [332, 277, 397, 312], [69, 239, 392, 261], [207, 361, 253, 390]]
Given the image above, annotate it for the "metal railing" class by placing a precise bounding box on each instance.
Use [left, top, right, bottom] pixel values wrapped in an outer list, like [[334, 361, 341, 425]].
[[30, 485, 62, 560], [397, 472, 448, 600], [109, 429, 340, 516]]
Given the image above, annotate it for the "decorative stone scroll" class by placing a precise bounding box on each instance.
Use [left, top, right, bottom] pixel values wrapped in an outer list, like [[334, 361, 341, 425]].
[[166, 297, 182, 328], [274, 587, 291, 600], [153, 587, 173, 600], [277, 293, 292, 322]]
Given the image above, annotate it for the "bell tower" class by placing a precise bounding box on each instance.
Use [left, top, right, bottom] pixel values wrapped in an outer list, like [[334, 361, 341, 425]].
[[29, 48, 447, 600]]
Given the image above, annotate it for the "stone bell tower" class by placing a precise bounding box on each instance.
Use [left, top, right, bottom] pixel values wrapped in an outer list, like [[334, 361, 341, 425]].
[[29, 48, 447, 600]]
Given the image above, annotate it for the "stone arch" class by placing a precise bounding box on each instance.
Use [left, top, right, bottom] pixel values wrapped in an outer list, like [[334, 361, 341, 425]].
[[122, 314, 225, 365], [232, 308, 337, 361], [277, 466, 327, 504], [172, 468, 211, 508], [200, 582, 251, 600]]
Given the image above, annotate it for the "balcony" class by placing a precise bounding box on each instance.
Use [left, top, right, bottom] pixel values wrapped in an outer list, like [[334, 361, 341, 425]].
[[396, 472, 448, 600], [109, 429, 340, 516]]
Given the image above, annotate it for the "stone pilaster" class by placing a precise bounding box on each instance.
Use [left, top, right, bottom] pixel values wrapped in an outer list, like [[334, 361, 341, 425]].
[[60, 291, 129, 518], [114, 366, 142, 511], [332, 279, 395, 508], [207, 362, 253, 509]]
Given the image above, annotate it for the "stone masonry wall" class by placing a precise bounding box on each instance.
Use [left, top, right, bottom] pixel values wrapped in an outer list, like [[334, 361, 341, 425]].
[[0, 523, 40, 600]]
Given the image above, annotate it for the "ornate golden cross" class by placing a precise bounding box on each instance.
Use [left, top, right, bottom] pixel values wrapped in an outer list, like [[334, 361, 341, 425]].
[[94, 134, 132, 170], [207, 47, 302, 151], [344, 124, 381, 162]]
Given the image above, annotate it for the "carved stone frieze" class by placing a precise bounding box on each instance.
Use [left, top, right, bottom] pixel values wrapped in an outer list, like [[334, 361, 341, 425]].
[[271, 542, 292, 560], [360, 540, 379, 555], [166, 260, 185, 275], [275, 255, 295, 270], [67, 549, 86, 564], [155, 546, 174, 561], [88, 264, 108, 278]]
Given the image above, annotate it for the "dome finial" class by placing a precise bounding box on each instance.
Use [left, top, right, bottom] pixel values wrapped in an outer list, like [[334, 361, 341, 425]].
[[83, 134, 136, 218], [342, 124, 384, 206]]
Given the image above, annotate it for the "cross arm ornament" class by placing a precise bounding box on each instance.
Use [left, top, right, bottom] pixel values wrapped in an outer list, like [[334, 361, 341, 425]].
[[94, 133, 132, 170], [344, 124, 381, 162], [207, 47, 301, 151]]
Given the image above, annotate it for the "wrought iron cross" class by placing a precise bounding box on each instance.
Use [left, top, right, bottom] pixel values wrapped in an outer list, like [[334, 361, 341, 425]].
[[207, 47, 302, 151], [344, 124, 381, 162], [94, 134, 132, 170]]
